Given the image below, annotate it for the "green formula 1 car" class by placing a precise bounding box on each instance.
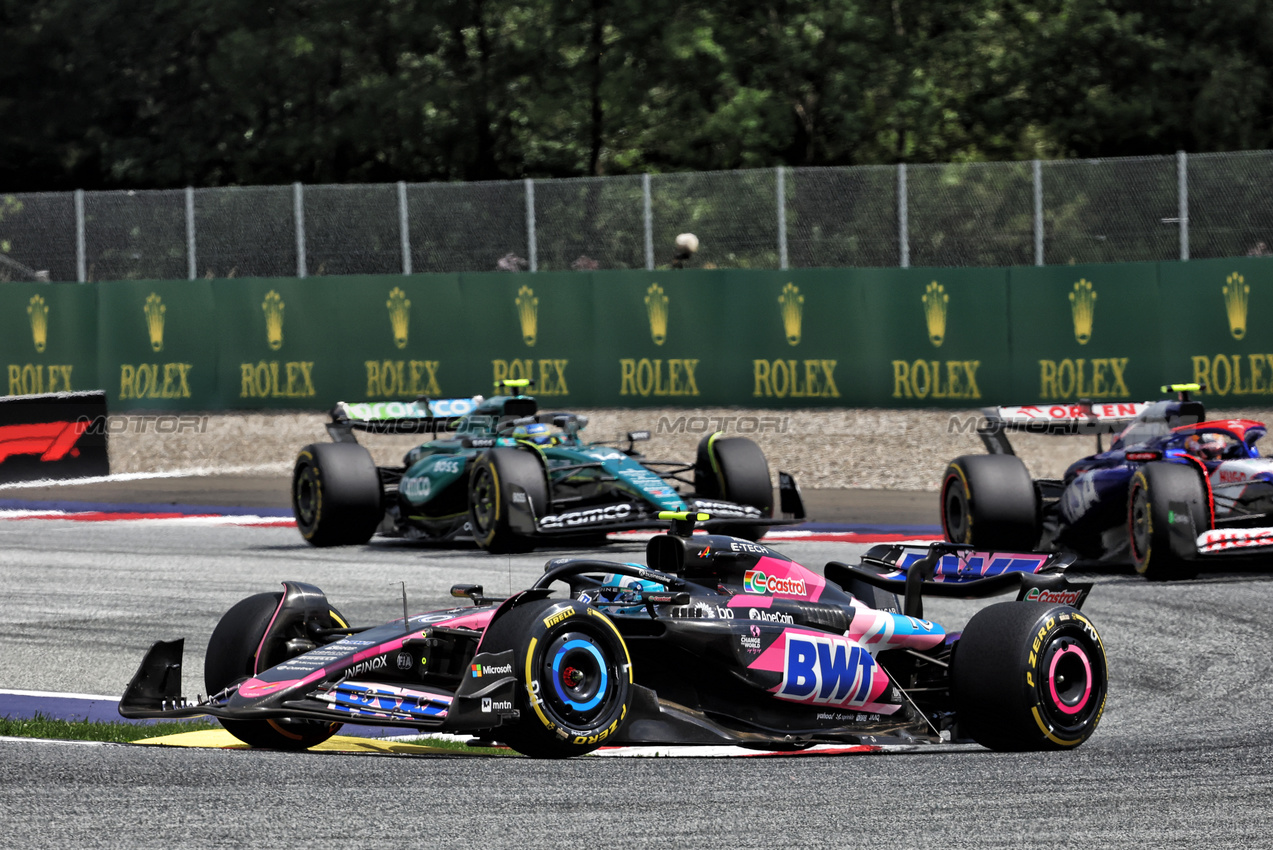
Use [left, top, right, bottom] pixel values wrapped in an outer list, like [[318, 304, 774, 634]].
[[292, 381, 804, 553]]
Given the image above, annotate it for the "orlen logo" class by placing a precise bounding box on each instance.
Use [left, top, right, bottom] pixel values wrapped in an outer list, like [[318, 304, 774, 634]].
[[743, 569, 806, 596], [1024, 587, 1083, 606], [778, 634, 879, 707]]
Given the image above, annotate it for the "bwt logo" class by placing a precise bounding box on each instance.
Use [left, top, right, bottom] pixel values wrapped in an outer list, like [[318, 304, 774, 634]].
[[777, 634, 879, 707], [743, 570, 806, 596]]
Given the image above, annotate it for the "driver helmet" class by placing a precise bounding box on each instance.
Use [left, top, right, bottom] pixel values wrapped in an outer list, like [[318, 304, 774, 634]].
[[1185, 432, 1227, 459], [513, 422, 553, 445], [578, 573, 664, 614]]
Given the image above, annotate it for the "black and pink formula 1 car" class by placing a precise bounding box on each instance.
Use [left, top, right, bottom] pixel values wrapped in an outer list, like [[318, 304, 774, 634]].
[[120, 514, 1107, 757]]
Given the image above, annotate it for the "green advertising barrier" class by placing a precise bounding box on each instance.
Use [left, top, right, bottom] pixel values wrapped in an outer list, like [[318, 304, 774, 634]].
[[97, 280, 219, 410], [711, 270, 864, 407], [1007, 263, 1162, 401], [0, 282, 97, 397], [856, 267, 1011, 407], [455, 271, 594, 402], [10, 262, 1267, 411], [1159, 257, 1273, 401]]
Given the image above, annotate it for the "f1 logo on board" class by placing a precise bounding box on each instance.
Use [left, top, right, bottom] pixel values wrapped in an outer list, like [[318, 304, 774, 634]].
[[0, 421, 88, 464], [777, 634, 878, 707]]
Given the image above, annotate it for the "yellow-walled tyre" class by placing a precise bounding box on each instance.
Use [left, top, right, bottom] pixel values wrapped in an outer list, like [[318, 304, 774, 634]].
[[1128, 463, 1205, 581], [941, 455, 1039, 551], [292, 442, 383, 547], [467, 448, 546, 554], [478, 599, 632, 758], [951, 601, 1107, 751]]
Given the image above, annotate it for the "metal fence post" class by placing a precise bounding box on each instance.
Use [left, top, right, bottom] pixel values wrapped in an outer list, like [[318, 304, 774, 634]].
[[1033, 160, 1044, 266], [398, 181, 412, 276], [525, 178, 537, 272], [1178, 151, 1189, 261], [293, 182, 307, 278], [74, 189, 86, 283], [186, 186, 197, 280], [777, 166, 788, 270], [643, 174, 654, 271], [898, 164, 909, 268]]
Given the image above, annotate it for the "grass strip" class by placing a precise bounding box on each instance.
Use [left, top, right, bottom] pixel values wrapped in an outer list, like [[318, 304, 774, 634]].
[[0, 714, 218, 743]]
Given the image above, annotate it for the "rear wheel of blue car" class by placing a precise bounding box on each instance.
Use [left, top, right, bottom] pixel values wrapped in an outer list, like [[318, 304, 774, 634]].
[[1128, 463, 1205, 581], [204, 592, 346, 750], [952, 601, 1107, 751], [292, 442, 383, 547], [942, 455, 1039, 552], [479, 599, 632, 758], [468, 449, 546, 554]]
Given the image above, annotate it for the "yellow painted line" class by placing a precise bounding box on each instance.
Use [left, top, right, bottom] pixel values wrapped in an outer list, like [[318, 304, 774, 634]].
[[133, 729, 471, 754]]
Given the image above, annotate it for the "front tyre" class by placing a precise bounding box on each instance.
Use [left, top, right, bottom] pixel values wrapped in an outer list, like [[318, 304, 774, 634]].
[[467, 449, 547, 554], [479, 599, 632, 758], [941, 455, 1039, 551], [1128, 462, 1205, 581], [204, 592, 346, 750], [292, 442, 383, 547], [952, 601, 1107, 751]]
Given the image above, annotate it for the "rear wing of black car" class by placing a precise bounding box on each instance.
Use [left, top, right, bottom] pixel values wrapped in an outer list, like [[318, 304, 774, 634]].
[[826, 542, 1091, 619]]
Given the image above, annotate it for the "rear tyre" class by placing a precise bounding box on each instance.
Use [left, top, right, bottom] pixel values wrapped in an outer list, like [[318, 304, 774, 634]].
[[1128, 462, 1205, 581], [941, 455, 1039, 551], [952, 601, 1107, 751], [292, 443, 383, 547], [695, 434, 773, 541], [204, 592, 346, 750], [468, 448, 547, 554], [479, 599, 632, 758]]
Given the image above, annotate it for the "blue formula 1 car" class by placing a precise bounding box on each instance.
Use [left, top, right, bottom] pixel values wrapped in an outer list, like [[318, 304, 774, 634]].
[[941, 383, 1273, 580], [292, 381, 804, 553]]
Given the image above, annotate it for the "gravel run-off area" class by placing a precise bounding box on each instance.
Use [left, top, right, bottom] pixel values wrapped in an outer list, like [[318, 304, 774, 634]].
[[106, 406, 1273, 491]]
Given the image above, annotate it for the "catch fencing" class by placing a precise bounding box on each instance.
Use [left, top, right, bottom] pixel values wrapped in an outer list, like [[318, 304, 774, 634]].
[[3, 150, 1273, 283]]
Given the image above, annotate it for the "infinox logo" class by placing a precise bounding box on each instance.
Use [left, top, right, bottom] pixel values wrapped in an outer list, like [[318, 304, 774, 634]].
[[1023, 587, 1083, 606], [743, 569, 806, 596], [0, 421, 89, 464]]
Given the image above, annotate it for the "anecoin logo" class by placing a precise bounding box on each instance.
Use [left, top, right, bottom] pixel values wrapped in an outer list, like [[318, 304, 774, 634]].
[[743, 569, 807, 596]]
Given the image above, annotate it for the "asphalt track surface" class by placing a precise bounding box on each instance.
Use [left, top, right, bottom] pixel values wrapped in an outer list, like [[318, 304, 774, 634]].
[[1, 479, 1272, 848]]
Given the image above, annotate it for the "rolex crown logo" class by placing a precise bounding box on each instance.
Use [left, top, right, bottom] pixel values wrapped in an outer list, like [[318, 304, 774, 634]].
[[144, 292, 166, 353], [1069, 279, 1097, 345], [387, 287, 411, 349], [779, 283, 804, 346], [27, 294, 48, 354], [262, 290, 285, 351], [922, 281, 949, 347], [1224, 272, 1249, 340], [516, 285, 538, 347], [645, 283, 669, 346]]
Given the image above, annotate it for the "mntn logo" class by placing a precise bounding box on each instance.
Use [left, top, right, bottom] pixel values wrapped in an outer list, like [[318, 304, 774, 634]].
[[777, 634, 878, 706]]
